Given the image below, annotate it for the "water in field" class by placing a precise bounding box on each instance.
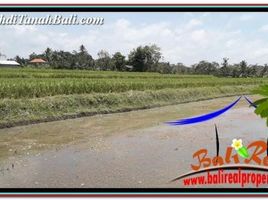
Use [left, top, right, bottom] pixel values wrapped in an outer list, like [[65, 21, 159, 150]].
[[0, 96, 267, 188]]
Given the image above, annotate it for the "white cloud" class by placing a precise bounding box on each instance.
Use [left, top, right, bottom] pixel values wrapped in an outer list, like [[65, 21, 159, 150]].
[[190, 29, 206, 41], [225, 39, 237, 48], [185, 19, 203, 29], [1, 15, 268, 66]]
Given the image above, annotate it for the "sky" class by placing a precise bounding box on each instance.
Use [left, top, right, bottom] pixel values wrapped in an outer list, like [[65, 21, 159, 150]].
[[1, 12, 268, 65]]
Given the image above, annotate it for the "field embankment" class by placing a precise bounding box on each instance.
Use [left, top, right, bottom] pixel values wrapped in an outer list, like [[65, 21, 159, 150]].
[[0, 68, 266, 128]]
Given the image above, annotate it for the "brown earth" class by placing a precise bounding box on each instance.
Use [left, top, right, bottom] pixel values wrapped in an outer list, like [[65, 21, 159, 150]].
[[0, 95, 267, 188]]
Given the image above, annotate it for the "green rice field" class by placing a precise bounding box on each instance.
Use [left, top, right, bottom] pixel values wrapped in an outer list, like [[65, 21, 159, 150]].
[[0, 67, 266, 128]]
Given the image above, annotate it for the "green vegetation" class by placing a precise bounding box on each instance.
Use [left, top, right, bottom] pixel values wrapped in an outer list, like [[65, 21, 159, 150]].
[[0, 68, 267, 128], [13, 45, 268, 77], [253, 86, 268, 125]]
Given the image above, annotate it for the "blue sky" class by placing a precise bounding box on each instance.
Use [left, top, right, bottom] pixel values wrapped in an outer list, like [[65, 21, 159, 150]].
[[1, 12, 268, 65]]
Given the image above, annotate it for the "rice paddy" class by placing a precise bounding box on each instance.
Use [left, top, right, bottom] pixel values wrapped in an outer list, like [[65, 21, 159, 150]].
[[0, 67, 266, 128]]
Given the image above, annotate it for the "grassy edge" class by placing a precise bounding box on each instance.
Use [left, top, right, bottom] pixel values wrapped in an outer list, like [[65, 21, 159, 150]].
[[0, 85, 257, 129]]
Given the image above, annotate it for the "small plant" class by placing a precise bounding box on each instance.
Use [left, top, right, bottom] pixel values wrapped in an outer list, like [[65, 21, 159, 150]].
[[253, 85, 268, 126]]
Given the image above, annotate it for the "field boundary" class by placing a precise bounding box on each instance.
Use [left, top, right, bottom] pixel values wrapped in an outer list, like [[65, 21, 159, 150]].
[[0, 93, 251, 129], [0, 69, 263, 129]]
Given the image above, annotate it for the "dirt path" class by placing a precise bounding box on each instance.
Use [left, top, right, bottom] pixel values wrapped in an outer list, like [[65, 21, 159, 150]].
[[0, 95, 267, 188]]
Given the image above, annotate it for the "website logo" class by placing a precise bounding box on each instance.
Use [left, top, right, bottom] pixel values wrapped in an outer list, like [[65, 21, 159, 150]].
[[167, 96, 268, 187]]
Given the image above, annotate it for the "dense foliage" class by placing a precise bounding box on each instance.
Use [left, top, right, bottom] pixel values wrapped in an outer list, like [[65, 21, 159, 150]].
[[11, 45, 268, 77]]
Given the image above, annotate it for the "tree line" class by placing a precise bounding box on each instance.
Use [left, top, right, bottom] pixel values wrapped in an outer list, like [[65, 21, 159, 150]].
[[13, 44, 268, 77]]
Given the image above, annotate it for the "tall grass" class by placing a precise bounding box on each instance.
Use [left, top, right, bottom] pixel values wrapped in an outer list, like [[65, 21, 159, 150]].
[[0, 85, 255, 128], [0, 70, 267, 98], [0, 68, 264, 127]]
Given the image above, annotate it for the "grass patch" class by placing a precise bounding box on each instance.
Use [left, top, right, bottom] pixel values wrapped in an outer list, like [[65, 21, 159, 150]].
[[0, 85, 256, 128]]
